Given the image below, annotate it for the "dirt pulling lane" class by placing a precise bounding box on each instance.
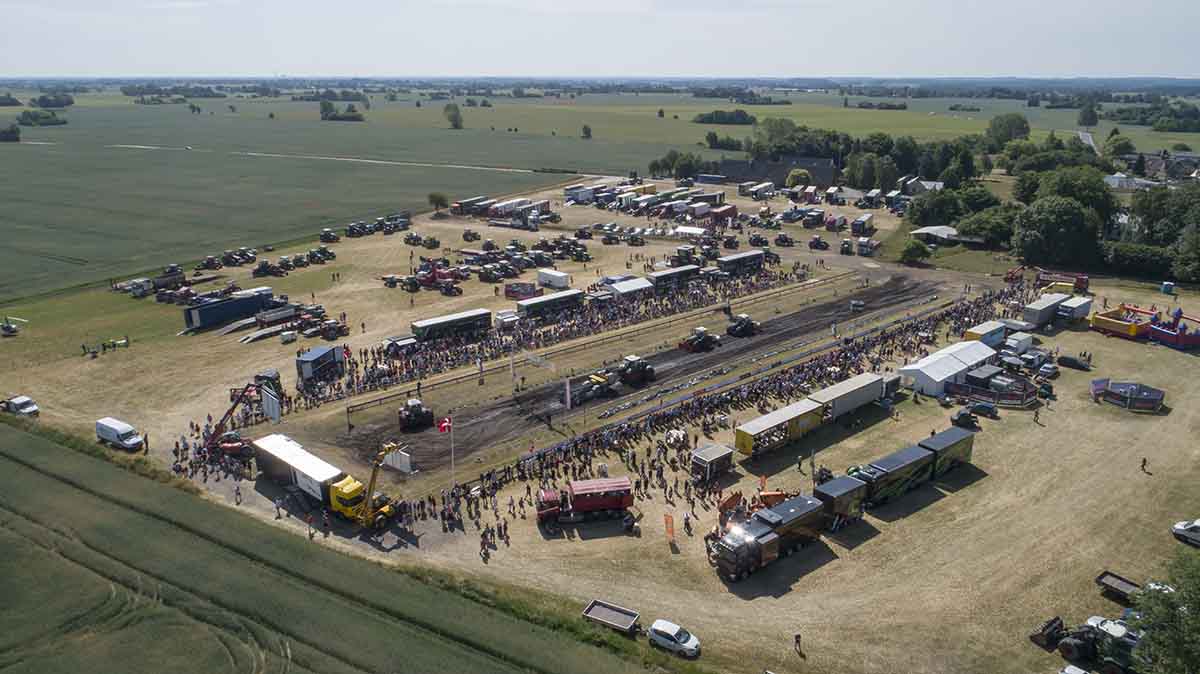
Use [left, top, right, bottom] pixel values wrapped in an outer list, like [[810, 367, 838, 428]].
[[343, 275, 941, 470]]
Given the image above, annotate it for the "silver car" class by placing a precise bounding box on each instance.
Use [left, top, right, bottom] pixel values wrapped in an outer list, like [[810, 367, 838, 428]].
[[1173, 518, 1200, 546], [648, 619, 700, 658]]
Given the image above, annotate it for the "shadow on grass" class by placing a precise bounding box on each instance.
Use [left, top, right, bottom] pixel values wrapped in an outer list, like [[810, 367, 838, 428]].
[[824, 519, 881, 551], [869, 483, 945, 523], [724, 540, 838, 600]]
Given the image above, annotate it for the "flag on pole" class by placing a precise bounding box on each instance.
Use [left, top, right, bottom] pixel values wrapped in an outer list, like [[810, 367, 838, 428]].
[[438, 417, 452, 433]]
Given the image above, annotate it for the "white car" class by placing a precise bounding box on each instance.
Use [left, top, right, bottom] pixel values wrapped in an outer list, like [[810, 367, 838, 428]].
[[1173, 518, 1200, 546], [648, 619, 700, 658], [3, 395, 39, 417], [1060, 666, 1089, 674], [1038, 363, 1060, 378]]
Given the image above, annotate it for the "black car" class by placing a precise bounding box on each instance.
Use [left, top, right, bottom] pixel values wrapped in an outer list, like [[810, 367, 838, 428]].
[[1057, 355, 1091, 371]]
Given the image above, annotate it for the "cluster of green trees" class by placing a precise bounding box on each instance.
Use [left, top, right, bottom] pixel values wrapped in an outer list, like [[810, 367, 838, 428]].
[[647, 150, 719, 179], [0, 93, 21, 107], [948, 104, 981, 112], [17, 109, 66, 127], [997, 129, 1112, 175], [0, 123, 19, 142], [30, 93, 74, 108], [856, 101, 908, 110], [1104, 100, 1200, 132], [120, 85, 222, 98], [692, 109, 756, 125], [318, 100, 364, 122], [443, 104, 463, 129], [294, 89, 366, 103], [704, 131, 743, 151], [134, 96, 187, 105], [462, 98, 492, 108]]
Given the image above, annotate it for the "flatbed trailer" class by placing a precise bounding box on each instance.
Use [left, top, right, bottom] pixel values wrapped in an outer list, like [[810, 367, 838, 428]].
[[1095, 570, 1141, 603], [582, 599, 639, 634]]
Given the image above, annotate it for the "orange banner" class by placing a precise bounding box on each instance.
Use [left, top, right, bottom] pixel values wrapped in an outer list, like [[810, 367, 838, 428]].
[[664, 513, 675, 543]]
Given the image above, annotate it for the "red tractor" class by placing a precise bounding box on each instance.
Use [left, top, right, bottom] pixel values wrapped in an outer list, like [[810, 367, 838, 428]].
[[536, 477, 634, 529]]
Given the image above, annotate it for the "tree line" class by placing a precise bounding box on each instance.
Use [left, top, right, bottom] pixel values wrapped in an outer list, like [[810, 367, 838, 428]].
[[29, 93, 74, 108], [120, 85, 223, 98], [17, 109, 67, 126], [692, 109, 756, 125], [1103, 100, 1200, 133]]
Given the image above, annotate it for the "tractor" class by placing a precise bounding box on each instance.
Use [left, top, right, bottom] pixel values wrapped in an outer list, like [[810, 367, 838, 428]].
[[397, 399, 434, 431], [775, 233, 795, 247], [277, 256, 294, 271], [507, 239, 527, 252], [438, 280, 463, 296], [195, 255, 223, 271], [307, 249, 326, 264], [320, 227, 341, 243], [808, 235, 829, 250], [422, 236, 441, 250], [291, 253, 309, 268], [404, 232, 422, 245], [722, 236, 739, 250], [727, 313, 760, 337], [617, 355, 656, 386], [839, 238, 854, 255], [679, 326, 720, 352], [759, 247, 781, 264], [575, 228, 593, 240], [320, 320, 349, 340], [463, 228, 481, 242], [572, 250, 593, 263], [749, 232, 769, 247], [1030, 615, 1146, 674], [602, 233, 620, 245], [317, 245, 336, 260], [628, 234, 646, 246], [221, 250, 243, 266], [482, 238, 498, 251]]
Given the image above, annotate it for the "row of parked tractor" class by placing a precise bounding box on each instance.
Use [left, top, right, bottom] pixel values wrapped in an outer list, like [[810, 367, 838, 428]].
[[382, 231, 594, 292], [193, 245, 338, 278]]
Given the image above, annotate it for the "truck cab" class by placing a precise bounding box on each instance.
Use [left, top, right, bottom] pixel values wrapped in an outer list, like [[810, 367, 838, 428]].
[[327, 474, 367, 520]]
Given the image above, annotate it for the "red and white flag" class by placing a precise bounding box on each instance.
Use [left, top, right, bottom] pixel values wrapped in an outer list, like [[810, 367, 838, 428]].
[[438, 417, 453, 433]]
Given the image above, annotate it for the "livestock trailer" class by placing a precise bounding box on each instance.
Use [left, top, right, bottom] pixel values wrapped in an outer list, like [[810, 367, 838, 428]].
[[411, 308, 493, 341]]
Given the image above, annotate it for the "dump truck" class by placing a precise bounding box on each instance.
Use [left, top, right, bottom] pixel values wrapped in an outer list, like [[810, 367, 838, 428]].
[[537, 477, 634, 527], [397, 398, 434, 431], [713, 495, 825, 581]]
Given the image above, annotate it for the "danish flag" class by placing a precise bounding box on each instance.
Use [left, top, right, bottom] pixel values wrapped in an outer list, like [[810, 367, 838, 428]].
[[438, 417, 453, 433]]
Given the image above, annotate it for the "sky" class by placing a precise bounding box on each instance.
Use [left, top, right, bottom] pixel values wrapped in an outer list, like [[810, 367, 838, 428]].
[[2, 0, 1197, 79]]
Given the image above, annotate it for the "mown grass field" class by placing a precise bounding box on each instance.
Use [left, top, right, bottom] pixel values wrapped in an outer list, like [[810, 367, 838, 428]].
[[0, 422, 661, 674]]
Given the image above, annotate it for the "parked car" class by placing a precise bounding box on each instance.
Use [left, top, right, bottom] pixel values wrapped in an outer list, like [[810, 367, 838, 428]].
[[1038, 363, 1060, 378], [1173, 518, 1200, 546], [648, 620, 700, 658], [96, 417, 144, 451], [1057, 355, 1091, 371], [2, 395, 39, 417]]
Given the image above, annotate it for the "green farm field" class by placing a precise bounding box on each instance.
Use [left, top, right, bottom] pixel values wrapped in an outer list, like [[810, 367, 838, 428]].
[[2, 88, 1192, 300], [0, 422, 653, 674]]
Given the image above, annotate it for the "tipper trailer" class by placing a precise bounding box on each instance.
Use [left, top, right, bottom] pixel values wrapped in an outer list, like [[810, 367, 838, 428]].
[[582, 600, 640, 635]]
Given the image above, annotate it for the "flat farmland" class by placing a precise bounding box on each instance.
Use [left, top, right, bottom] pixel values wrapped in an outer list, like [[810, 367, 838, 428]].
[[0, 422, 650, 674]]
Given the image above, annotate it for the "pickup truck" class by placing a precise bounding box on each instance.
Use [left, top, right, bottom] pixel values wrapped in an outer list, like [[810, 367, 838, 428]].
[[3, 395, 39, 417]]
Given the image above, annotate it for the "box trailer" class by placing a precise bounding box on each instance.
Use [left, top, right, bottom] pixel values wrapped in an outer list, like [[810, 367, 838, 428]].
[[692, 191, 726, 205], [687, 202, 711, 218], [537, 268, 571, 289], [813, 475, 868, 528], [1023, 293, 1071, 327], [851, 213, 875, 236], [964, 320, 1007, 348], [737, 181, 757, 196], [808, 373, 884, 420], [1057, 296, 1093, 320], [917, 427, 975, 478], [848, 445, 935, 507], [1005, 331, 1034, 354], [252, 434, 360, 509], [295, 345, 346, 385], [709, 204, 737, 222], [183, 288, 273, 331], [691, 443, 734, 483], [488, 198, 531, 218], [696, 174, 726, 184], [750, 182, 774, 200]]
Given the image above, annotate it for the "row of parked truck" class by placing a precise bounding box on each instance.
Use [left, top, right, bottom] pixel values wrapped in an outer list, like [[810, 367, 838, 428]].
[[711, 427, 976, 581]]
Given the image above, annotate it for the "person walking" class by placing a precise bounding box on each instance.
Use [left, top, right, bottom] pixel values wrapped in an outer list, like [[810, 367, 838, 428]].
[[794, 632, 804, 658], [1141, 457, 1149, 474]]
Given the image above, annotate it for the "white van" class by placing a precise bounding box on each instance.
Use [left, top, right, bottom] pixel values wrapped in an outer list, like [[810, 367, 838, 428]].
[[96, 417, 144, 450]]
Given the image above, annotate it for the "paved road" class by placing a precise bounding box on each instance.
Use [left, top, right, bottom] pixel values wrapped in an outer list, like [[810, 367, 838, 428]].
[[1077, 131, 1097, 153]]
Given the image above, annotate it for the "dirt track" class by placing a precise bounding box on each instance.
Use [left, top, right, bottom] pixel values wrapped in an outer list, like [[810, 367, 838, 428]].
[[340, 276, 941, 470]]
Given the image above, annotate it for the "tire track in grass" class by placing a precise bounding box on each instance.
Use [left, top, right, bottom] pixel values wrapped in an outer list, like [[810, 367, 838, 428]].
[[0, 443, 608, 674], [0, 507, 348, 674]]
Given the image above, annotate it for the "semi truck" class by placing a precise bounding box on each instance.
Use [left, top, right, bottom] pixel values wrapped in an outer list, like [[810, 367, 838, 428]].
[[711, 428, 976, 579], [713, 495, 825, 581], [537, 477, 634, 528], [253, 434, 401, 530]]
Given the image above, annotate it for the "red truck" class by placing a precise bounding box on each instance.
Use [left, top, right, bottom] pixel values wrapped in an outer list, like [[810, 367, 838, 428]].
[[537, 477, 634, 526]]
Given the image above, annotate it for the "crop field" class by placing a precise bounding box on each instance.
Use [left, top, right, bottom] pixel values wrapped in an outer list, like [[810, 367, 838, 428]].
[[4, 88, 1191, 300], [0, 422, 647, 674]]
